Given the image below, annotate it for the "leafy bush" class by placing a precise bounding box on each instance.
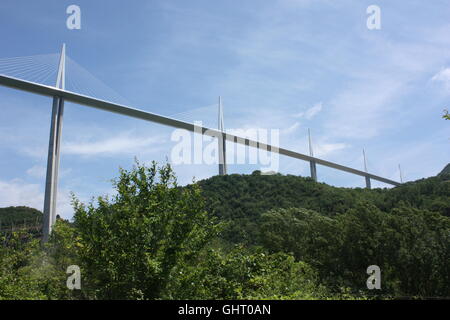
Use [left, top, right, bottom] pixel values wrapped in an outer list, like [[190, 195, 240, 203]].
[[260, 205, 450, 297], [71, 161, 220, 299], [165, 245, 330, 300]]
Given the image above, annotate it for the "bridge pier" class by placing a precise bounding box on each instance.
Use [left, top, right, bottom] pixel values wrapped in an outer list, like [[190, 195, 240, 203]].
[[308, 129, 317, 181], [365, 175, 371, 189], [363, 149, 371, 189], [43, 44, 66, 242], [310, 161, 317, 181], [218, 96, 227, 175]]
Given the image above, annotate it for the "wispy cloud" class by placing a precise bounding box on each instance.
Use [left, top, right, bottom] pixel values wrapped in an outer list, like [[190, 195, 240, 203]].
[[431, 68, 450, 91], [63, 132, 166, 157], [314, 142, 348, 158], [26, 165, 46, 179], [305, 102, 323, 120], [26, 165, 72, 179], [0, 179, 43, 211], [325, 78, 405, 139], [281, 122, 300, 135], [294, 102, 323, 120], [0, 178, 77, 220]]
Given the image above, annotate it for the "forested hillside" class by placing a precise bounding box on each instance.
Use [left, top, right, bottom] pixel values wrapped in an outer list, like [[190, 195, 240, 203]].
[[197, 170, 450, 244], [0, 207, 42, 229], [439, 163, 450, 176], [0, 162, 449, 299], [194, 168, 450, 297]]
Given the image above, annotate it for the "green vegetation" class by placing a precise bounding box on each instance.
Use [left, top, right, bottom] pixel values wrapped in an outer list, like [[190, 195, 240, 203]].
[[71, 162, 220, 299], [260, 206, 449, 297], [443, 109, 450, 120], [198, 170, 450, 244], [0, 206, 42, 228], [0, 161, 449, 299], [439, 163, 450, 177]]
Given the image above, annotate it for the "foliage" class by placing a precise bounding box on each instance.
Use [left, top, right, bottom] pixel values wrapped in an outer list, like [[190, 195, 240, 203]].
[[0, 232, 45, 299], [1, 161, 449, 300], [198, 171, 450, 244], [443, 109, 450, 120], [0, 231, 69, 300], [71, 161, 220, 299], [165, 245, 331, 300], [0, 206, 42, 229], [438, 163, 450, 177], [260, 205, 450, 297]]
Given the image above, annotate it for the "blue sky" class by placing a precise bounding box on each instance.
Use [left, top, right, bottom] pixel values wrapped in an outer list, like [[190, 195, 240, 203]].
[[0, 0, 449, 219]]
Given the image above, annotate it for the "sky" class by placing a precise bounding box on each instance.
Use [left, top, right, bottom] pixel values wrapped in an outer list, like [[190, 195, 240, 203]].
[[0, 0, 449, 219]]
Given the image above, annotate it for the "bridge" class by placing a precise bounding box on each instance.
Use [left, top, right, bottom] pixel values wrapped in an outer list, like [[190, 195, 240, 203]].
[[0, 45, 402, 242]]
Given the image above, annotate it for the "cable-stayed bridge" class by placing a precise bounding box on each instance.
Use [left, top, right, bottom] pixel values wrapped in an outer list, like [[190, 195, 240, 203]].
[[0, 45, 402, 241]]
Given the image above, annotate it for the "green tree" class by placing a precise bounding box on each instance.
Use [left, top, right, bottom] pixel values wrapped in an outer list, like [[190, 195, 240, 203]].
[[259, 204, 450, 297], [443, 109, 450, 120], [0, 232, 45, 299], [72, 161, 220, 299], [166, 245, 329, 300]]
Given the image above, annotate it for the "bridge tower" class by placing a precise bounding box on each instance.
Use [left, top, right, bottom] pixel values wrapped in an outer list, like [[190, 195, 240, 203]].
[[308, 128, 317, 181], [218, 96, 227, 175], [363, 148, 371, 189], [43, 44, 66, 242], [398, 164, 403, 183]]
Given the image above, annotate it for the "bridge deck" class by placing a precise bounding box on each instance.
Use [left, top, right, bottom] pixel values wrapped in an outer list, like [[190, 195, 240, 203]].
[[0, 74, 401, 187]]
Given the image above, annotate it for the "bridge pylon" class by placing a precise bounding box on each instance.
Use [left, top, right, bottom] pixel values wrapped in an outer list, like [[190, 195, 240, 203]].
[[218, 96, 227, 175], [398, 164, 404, 183], [308, 128, 317, 181], [363, 148, 371, 189], [43, 44, 66, 242]]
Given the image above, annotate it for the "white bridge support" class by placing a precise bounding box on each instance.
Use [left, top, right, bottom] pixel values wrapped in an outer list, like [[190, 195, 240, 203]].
[[308, 129, 317, 182], [365, 176, 371, 189], [363, 149, 371, 189], [42, 44, 65, 242], [218, 96, 227, 175]]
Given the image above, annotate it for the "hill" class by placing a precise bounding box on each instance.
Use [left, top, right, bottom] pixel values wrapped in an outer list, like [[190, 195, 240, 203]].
[[0, 206, 42, 233], [438, 163, 450, 176], [195, 170, 449, 296], [197, 171, 450, 244]]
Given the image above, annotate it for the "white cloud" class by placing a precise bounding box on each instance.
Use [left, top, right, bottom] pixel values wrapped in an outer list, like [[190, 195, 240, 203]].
[[294, 102, 323, 120], [63, 132, 166, 157], [281, 122, 300, 135], [0, 179, 43, 211], [304, 102, 323, 120], [26, 165, 46, 179], [0, 178, 75, 220], [431, 68, 450, 90], [26, 165, 72, 179], [325, 78, 404, 139], [20, 146, 47, 159], [313, 142, 348, 158]]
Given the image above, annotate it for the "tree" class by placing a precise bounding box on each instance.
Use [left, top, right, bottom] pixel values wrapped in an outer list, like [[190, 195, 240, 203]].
[[165, 245, 329, 300], [259, 204, 450, 297], [0, 232, 45, 299], [72, 161, 220, 299], [443, 109, 450, 120], [0, 230, 70, 300]]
